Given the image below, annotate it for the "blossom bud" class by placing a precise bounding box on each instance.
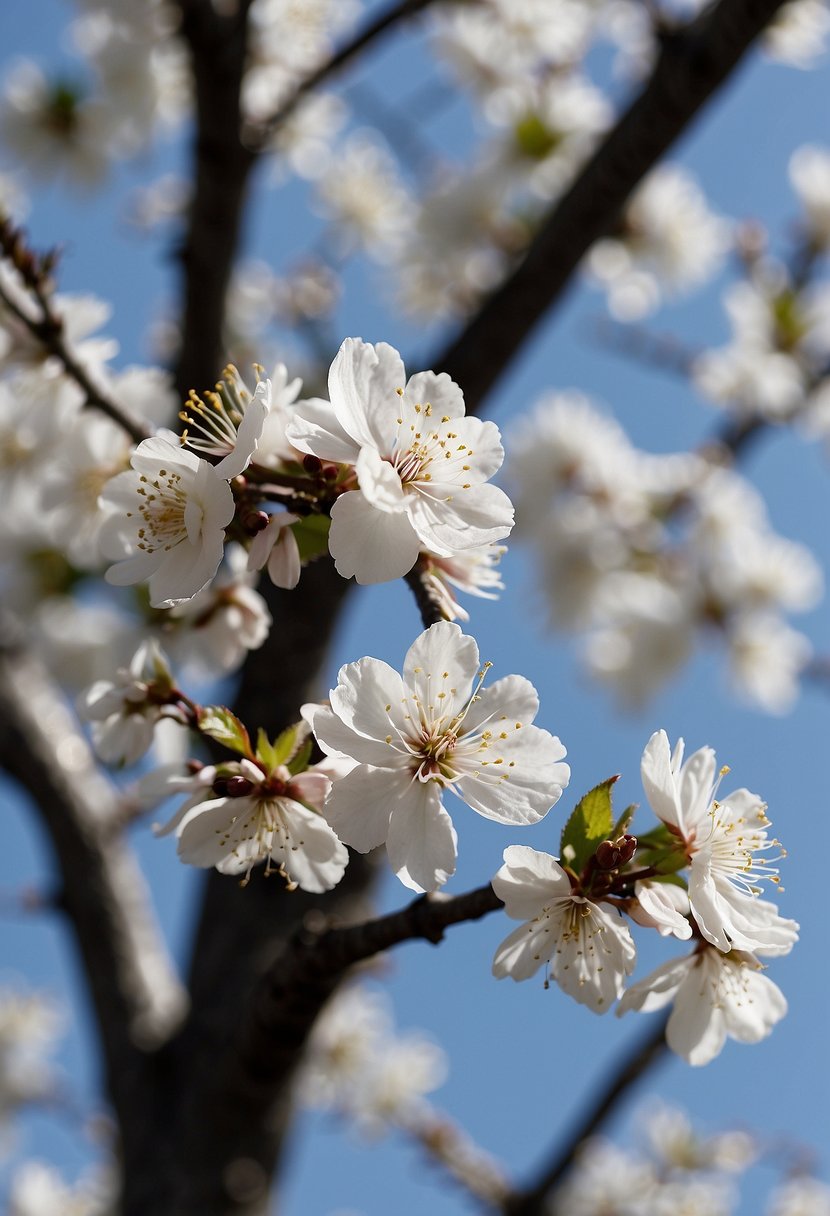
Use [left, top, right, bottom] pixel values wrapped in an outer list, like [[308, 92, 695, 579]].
[[303, 454, 323, 475], [225, 776, 254, 797], [322, 465, 338, 481], [595, 834, 638, 870], [242, 509, 271, 536]]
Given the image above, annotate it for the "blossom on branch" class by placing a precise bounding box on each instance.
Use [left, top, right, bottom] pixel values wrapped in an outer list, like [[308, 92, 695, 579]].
[[617, 944, 788, 1066], [304, 621, 569, 893], [100, 432, 234, 608], [641, 730, 799, 956], [286, 338, 514, 584], [77, 639, 179, 767], [491, 844, 636, 1012]]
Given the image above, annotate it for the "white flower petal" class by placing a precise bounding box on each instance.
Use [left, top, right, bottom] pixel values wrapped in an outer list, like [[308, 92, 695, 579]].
[[386, 781, 457, 892], [491, 845, 572, 920], [329, 491, 421, 582], [322, 766, 408, 852]]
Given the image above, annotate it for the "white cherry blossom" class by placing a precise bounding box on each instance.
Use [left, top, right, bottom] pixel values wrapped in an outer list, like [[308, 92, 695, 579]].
[[491, 845, 636, 1012], [180, 364, 271, 478], [287, 338, 514, 584], [790, 144, 830, 245], [161, 755, 348, 893], [617, 945, 788, 1066], [418, 542, 506, 622], [641, 730, 798, 955], [77, 639, 178, 767], [303, 621, 569, 893], [100, 432, 234, 608], [166, 545, 272, 675]]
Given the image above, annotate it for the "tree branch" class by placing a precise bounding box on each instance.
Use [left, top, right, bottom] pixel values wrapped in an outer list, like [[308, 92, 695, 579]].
[[0, 618, 186, 1185], [503, 1012, 670, 1216], [246, 0, 443, 152], [406, 562, 449, 627], [174, 0, 258, 398], [168, 881, 502, 1213], [434, 0, 790, 414], [0, 271, 149, 444]]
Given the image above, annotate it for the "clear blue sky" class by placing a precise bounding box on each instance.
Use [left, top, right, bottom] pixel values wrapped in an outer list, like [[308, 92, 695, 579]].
[[0, 3, 828, 1212]]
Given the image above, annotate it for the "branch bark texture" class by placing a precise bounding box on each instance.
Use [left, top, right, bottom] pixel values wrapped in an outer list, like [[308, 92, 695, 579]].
[[434, 0, 789, 413]]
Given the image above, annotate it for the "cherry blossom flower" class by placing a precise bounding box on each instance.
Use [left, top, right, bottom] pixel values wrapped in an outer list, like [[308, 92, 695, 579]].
[[179, 364, 271, 478], [491, 845, 635, 1012], [790, 144, 830, 246], [304, 621, 569, 893], [299, 983, 447, 1136], [166, 545, 273, 675], [641, 730, 799, 956], [77, 639, 179, 767], [158, 755, 348, 893], [767, 1176, 830, 1216], [287, 339, 514, 584], [0, 987, 63, 1128], [617, 944, 788, 1066], [100, 433, 234, 608]]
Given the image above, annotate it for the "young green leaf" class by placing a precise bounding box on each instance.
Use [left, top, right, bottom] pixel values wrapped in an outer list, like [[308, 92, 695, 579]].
[[559, 776, 618, 874], [287, 737, 313, 776], [197, 706, 252, 757]]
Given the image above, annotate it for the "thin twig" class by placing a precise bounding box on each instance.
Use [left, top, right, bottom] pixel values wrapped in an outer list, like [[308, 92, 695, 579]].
[[247, 0, 445, 151], [504, 1012, 670, 1216], [0, 275, 149, 444], [434, 0, 791, 415], [406, 562, 448, 627]]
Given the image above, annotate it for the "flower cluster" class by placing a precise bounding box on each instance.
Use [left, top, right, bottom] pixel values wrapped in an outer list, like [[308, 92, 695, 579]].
[[491, 729, 797, 1065], [509, 392, 821, 711]]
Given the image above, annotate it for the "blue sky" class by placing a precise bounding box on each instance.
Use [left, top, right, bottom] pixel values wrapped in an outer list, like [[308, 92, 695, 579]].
[[0, 2, 828, 1213]]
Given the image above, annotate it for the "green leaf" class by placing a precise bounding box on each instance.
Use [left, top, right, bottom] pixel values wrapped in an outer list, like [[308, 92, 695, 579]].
[[559, 776, 618, 874], [612, 803, 637, 839], [255, 727, 279, 772], [198, 705, 252, 757], [292, 515, 331, 564], [255, 721, 312, 774], [287, 737, 313, 776]]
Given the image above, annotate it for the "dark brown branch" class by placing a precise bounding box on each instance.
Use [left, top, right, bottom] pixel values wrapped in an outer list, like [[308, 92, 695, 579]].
[[434, 0, 790, 414], [247, 0, 442, 152], [166, 880, 502, 1214], [174, 0, 258, 397], [504, 1012, 670, 1216], [0, 619, 186, 1186], [0, 276, 149, 444], [406, 561, 449, 627]]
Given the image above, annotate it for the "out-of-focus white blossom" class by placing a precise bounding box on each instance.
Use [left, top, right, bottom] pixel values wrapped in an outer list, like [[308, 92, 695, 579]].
[[790, 144, 830, 245], [8, 1159, 114, 1216], [315, 133, 414, 259], [767, 1176, 830, 1216], [166, 545, 273, 675], [0, 987, 62, 1129], [78, 639, 179, 767], [0, 61, 114, 187], [299, 983, 447, 1135], [588, 166, 731, 320]]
